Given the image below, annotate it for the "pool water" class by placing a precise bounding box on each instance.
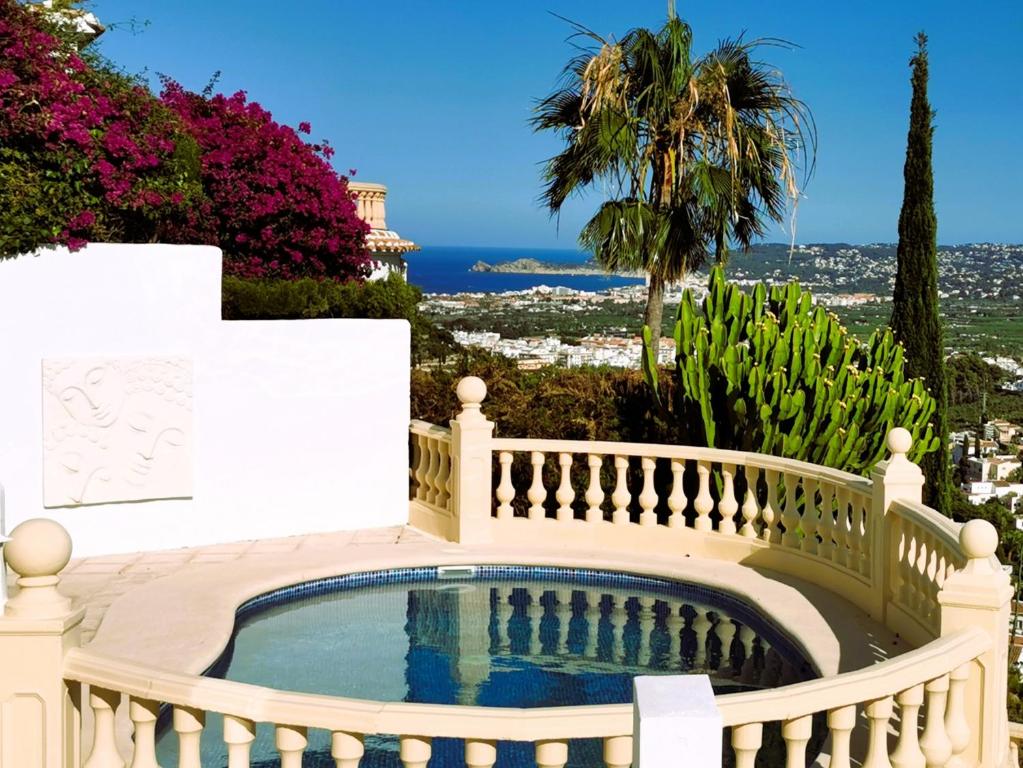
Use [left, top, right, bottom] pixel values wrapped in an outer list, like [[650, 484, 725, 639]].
[[155, 566, 817, 767]]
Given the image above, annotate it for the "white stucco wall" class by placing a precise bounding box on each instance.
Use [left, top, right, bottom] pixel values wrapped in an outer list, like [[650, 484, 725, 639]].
[[0, 244, 410, 557]]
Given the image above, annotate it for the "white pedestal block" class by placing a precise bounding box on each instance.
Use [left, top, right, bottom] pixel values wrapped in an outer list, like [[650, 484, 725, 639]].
[[633, 675, 721, 768]]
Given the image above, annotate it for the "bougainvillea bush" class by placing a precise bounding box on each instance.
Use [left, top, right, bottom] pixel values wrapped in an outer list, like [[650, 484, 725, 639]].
[[0, 0, 207, 256], [1, 0, 371, 282], [159, 80, 370, 280]]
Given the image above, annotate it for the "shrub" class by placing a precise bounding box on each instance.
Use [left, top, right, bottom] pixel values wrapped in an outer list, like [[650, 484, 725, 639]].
[[643, 267, 939, 474], [222, 273, 458, 363], [0, 0, 207, 257], [160, 79, 371, 281], [411, 353, 664, 442]]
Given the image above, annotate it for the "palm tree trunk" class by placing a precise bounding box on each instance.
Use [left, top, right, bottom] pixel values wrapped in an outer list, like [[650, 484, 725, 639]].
[[643, 273, 666, 353]]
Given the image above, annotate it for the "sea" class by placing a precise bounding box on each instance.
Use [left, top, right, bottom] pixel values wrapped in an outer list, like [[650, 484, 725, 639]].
[[404, 245, 646, 295]]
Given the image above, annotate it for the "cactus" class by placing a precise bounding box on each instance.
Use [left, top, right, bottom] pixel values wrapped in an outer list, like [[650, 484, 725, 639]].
[[643, 267, 939, 473]]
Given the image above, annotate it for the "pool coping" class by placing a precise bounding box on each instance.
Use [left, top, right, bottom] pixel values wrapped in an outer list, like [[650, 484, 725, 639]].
[[85, 537, 907, 683]]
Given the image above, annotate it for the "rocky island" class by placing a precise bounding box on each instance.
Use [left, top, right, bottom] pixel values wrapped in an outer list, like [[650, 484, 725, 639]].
[[471, 257, 644, 277]]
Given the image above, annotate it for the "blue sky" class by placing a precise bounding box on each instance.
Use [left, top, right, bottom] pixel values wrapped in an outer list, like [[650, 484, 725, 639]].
[[90, 1, 1022, 248]]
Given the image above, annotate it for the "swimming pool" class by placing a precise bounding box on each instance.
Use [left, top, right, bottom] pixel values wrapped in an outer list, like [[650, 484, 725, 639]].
[[155, 566, 818, 767]]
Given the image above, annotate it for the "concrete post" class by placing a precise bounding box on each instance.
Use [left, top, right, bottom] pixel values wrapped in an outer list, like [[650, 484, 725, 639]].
[[0, 518, 83, 768], [633, 675, 721, 768], [449, 377, 495, 544], [870, 428, 925, 622], [938, 519, 1012, 768]]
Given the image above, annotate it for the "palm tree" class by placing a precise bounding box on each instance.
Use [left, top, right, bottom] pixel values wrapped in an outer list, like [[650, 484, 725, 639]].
[[533, 7, 815, 349]]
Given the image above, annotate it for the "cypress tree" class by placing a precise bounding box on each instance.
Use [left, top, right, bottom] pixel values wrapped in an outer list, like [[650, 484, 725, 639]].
[[891, 32, 952, 514]]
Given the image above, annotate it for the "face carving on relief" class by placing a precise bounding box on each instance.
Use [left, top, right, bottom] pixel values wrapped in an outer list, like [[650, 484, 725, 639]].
[[54, 364, 126, 428], [123, 401, 187, 486]]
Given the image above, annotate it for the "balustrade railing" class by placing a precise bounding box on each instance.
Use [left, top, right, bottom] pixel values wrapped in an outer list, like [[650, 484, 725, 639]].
[[409, 420, 453, 538], [888, 499, 967, 641], [490, 438, 874, 575], [60, 627, 990, 768], [0, 376, 1013, 768]]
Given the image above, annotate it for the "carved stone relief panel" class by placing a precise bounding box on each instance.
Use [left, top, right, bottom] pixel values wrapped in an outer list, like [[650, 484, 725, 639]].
[[42, 358, 193, 507]]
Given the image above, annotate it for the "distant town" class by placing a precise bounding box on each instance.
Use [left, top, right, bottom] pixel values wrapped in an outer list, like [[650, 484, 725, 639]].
[[423, 241, 1023, 373]]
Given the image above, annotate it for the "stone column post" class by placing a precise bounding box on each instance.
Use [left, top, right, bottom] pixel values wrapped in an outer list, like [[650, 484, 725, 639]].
[[0, 518, 83, 768], [870, 428, 925, 622], [938, 519, 1012, 768], [449, 377, 495, 544]]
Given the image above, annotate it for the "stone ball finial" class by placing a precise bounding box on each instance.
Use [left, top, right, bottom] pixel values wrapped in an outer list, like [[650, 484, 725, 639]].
[[456, 376, 487, 407], [4, 518, 72, 579], [887, 428, 913, 456], [959, 518, 998, 562]]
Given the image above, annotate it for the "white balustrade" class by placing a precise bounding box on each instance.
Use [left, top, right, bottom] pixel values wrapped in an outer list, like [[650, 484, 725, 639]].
[[332, 731, 364, 768], [585, 454, 605, 522], [556, 453, 574, 522], [84, 687, 124, 768]]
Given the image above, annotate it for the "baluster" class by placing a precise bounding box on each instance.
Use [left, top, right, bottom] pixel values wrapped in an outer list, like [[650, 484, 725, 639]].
[[411, 435, 427, 501], [889, 516, 906, 605], [834, 485, 851, 569], [466, 739, 497, 768], [496, 452, 515, 519], [173, 706, 205, 768], [637, 596, 655, 666], [693, 461, 714, 532], [732, 722, 763, 768], [276, 725, 308, 768], [84, 687, 124, 768], [901, 530, 919, 608], [828, 704, 857, 768], [536, 740, 569, 768], [612, 456, 631, 524], [436, 441, 451, 509], [691, 607, 711, 669], [424, 438, 440, 505], [718, 463, 739, 535], [638, 457, 658, 525], [667, 459, 687, 528], [912, 534, 930, 617], [527, 588, 544, 656], [920, 674, 952, 768], [740, 467, 761, 538], [495, 586, 514, 649], [585, 454, 605, 523], [891, 684, 926, 768], [848, 495, 866, 575], [410, 435, 421, 499], [128, 697, 160, 768], [400, 736, 432, 768], [224, 715, 256, 768], [762, 469, 780, 543], [556, 453, 575, 522], [716, 618, 737, 674], [737, 623, 757, 683], [800, 477, 819, 555], [782, 715, 813, 768], [666, 602, 684, 667], [858, 496, 873, 576], [332, 731, 365, 768], [780, 473, 800, 548], [864, 695, 895, 768], [583, 591, 601, 657], [603, 735, 632, 768], [610, 596, 627, 661], [556, 589, 572, 653], [528, 451, 547, 520], [817, 481, 836, 560], [945, 663, 971, 768], [922, 534, 939, 624]]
